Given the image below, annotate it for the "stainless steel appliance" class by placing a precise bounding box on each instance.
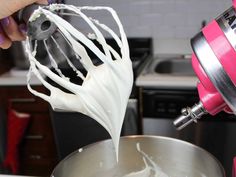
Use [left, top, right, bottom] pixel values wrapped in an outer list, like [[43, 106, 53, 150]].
[[50, 38, 152, 160], [136, 56, 236, 177], [51, 136, 225, 177]]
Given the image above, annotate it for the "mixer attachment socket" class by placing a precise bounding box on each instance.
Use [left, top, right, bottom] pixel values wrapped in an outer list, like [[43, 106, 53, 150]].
[[173, 102, 207, 130], [28, 13, 57, 40]]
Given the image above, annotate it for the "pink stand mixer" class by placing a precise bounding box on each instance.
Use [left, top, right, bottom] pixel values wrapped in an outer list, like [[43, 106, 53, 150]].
[[173, 1, 236, 176], [174, 5, 236, 130]]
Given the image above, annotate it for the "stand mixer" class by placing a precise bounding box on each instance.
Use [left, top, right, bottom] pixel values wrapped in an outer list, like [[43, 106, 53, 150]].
[[174, 4, 236, 131]]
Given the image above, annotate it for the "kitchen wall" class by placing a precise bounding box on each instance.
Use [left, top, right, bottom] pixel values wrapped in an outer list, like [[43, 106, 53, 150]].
[[65, 0, 231, 54]]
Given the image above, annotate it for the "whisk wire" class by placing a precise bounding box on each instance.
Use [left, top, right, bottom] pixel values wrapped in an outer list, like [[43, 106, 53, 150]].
[[27, 39, 83, 95], [43, 39, 68, 80], [57, 27, 96, 72], [85, 19, 122, 60], [88, 17, 122, 49], [41, 8, 109, 65], [78, 6, 130, 58], [74, 8, 113, 62], [50, 35, 85, 80], [59, 11, 122, 61]]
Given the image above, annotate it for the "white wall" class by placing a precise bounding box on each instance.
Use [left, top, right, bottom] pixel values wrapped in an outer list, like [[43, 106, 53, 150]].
[[65, 0, 231, 54]]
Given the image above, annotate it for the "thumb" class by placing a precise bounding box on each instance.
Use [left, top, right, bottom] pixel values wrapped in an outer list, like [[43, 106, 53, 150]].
[[0, 0, 48, 19]]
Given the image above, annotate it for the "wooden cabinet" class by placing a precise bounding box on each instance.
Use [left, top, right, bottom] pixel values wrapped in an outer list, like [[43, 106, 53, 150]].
[[0, 85, 58, 176]]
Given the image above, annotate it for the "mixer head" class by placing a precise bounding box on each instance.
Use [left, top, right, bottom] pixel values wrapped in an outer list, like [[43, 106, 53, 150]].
[[173, 102, 206, 130], [174, 6, 236, 130]]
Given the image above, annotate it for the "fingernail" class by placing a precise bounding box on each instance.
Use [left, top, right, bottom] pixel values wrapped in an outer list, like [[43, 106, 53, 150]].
[[0, 27, 4, 44], [0, 34, 5, 45], [48, 0, 54, 4], [1, 17, 10, 27], [19, 24, 27, 34]]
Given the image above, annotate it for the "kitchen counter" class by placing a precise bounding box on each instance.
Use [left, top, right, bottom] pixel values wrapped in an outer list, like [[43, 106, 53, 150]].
[[136, 73, 198, 89], [0, 68, 43, 86]]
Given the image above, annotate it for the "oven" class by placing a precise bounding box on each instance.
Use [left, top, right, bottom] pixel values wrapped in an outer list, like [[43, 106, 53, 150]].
[[137, 56, 236, 177], [142, 89, 198, 137]]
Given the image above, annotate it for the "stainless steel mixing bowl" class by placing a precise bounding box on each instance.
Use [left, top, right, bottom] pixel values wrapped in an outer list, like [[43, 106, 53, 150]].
[[51, 136, 225, 177]]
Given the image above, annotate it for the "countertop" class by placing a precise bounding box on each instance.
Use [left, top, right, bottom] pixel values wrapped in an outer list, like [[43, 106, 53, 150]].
[[0, 68, 43, 86], [136, 73, 198, 89]]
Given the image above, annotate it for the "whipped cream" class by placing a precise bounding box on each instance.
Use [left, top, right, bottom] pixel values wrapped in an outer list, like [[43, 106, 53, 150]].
[[123, 143, 169, 177]]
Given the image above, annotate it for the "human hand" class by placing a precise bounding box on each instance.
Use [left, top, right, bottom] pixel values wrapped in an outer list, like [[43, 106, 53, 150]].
[[0, 0, 49, 49]]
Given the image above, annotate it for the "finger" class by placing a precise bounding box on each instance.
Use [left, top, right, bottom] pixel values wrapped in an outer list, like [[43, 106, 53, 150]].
[[1, 16, 25, 41], [0, 26, 12, 49], [0, 0, 48, 19], [37, 0, 50, 4], [19, 23, 28, 36]]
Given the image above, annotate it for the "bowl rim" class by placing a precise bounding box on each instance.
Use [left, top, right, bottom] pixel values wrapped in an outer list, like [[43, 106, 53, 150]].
[[51, 135, 226, 177]]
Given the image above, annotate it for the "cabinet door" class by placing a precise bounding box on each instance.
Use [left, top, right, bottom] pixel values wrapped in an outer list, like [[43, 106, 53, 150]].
[[1, 86, 58, 176], [20, 113, 57, 176], [7, 86, 49, 112]]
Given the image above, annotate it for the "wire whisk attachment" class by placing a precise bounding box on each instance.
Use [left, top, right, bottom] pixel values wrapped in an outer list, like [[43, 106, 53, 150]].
[[25, 4, 133, 160]]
